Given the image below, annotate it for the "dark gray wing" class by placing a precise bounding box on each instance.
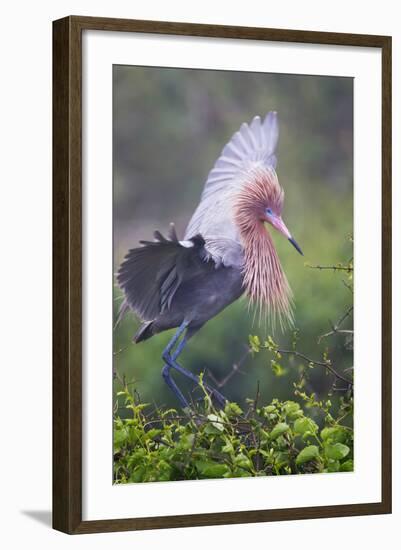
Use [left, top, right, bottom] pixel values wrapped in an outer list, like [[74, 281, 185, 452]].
[[117, 226, 211, 322]]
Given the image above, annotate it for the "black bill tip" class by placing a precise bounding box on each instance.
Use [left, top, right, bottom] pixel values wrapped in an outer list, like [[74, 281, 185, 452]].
[[289, 237, 303, 256]]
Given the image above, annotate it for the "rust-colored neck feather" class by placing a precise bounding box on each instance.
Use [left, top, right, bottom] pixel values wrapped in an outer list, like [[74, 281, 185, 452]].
[[234, 168, 293, 328]]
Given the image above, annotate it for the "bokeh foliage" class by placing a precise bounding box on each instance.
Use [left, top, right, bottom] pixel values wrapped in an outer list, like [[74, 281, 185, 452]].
[[113, 65, 353, 410]]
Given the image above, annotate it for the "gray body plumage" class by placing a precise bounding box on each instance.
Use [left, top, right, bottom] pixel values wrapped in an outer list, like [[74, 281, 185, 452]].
[[117, 112, 279, 342]]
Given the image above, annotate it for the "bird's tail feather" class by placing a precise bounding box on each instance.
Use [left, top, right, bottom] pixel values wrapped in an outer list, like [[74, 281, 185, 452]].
[[134, 320, 154, 343]]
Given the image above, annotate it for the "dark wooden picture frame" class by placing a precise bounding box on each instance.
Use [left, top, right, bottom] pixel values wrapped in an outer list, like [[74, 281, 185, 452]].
[[53, 15, 392, 534]]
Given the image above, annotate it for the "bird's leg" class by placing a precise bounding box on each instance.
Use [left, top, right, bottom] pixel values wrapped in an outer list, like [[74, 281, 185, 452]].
[[161, 364, 188, 408], [161, 321, 190, 408], [162, 322, 227, 408]]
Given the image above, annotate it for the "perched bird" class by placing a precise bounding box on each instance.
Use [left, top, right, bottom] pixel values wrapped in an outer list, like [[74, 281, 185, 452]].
[[117, 112, 303, 408]]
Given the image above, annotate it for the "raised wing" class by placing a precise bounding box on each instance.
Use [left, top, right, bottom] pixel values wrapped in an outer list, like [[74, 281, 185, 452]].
[[198, 111, 278, 203], [184, 111, 279, 266]]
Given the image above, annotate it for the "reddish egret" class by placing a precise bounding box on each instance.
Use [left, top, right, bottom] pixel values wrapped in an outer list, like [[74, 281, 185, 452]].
[[117, 112, 303, 407]]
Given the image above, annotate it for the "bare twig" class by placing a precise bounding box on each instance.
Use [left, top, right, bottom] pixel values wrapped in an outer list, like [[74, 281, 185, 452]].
[[341, 279, 353, 293], [319, 329, 353, 342], [113, 345, 130, 356], [254, 380, 261, 411], [276, 348, 353, 387], [318, 306, 353, 343], [206, 346, 251, 389], [306, 263, 353, 273], [336, 305, 354, 327]]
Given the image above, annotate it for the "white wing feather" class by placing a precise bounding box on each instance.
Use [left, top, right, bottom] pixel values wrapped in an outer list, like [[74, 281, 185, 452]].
[[185, 112, 279, 266]]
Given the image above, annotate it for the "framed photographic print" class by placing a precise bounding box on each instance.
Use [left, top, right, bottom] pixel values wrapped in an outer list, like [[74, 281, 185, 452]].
[[53, 16, 392, 534]]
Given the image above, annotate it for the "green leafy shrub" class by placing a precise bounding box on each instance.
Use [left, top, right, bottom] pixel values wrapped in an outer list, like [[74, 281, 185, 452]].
[[114, 377, 353, 483]]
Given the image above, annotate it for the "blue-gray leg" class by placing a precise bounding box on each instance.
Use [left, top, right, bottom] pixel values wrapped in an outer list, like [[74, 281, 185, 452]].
[[161, 364, 188, 407], [161, 321, 189, 408], [161, 321, 226, 408]]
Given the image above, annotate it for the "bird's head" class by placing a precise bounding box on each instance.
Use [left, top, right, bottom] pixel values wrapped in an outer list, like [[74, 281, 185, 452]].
[[235, 166, 303, 256], [263, 206, 303, 256]]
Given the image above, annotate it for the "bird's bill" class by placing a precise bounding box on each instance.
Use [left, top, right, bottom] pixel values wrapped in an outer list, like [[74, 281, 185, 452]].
[[268, 216, 303, 256], [288, 236, 303, 255]]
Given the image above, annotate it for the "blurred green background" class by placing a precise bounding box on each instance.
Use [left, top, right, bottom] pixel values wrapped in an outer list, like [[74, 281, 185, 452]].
[[113, 65, 353, 410]]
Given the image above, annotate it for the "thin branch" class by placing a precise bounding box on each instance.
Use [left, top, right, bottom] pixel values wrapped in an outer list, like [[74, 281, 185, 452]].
[[206, 346, 251, 389], [254, 380, 261, 411], [306, 263, 353, 273], [276, 348, 353, 387], [318, 306, 354, 343], [341, 279, 353, 293], [319, 329, 353, 342], [336, 305, 354, 327], [113, 345, 130, 356]]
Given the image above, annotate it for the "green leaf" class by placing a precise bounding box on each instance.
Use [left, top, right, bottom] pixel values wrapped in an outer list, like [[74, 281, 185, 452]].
[[321, 426, 348, 443], [195, 460, 230, 478], [282, 401, 302, 419], [230, 466, 253, 478], [265, 335, 278, 351], [324, 443, 350, 460], [146, 428, 161, 440], [129, 465, 146, 483], [263, 405, 276, 414], [204, 424, 222, 435], [178, 433, 195, 450], [270, 422, 289, 440], [294, 417, 318, 435], [249, 334, 261, 353], [296, 445, 320, 465], [222, 441, 234, 454], [155, 460, 173, 481], [207, 414, 225, 432], [274, 451, 290, 469], [113, 427, 128, 453], [271, 360, 286, 377], [225, 402, 243, 417], [234, 453, 252, 470], [326, 459, 340, 472], [340, 459, 354, 472]]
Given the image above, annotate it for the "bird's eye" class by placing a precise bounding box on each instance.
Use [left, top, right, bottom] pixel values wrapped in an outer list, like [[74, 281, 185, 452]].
[[266, 208, 273, 216]]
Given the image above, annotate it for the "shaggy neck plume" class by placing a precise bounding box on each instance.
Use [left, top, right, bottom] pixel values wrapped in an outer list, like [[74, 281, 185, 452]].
[[234, 168, 293, 328]]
